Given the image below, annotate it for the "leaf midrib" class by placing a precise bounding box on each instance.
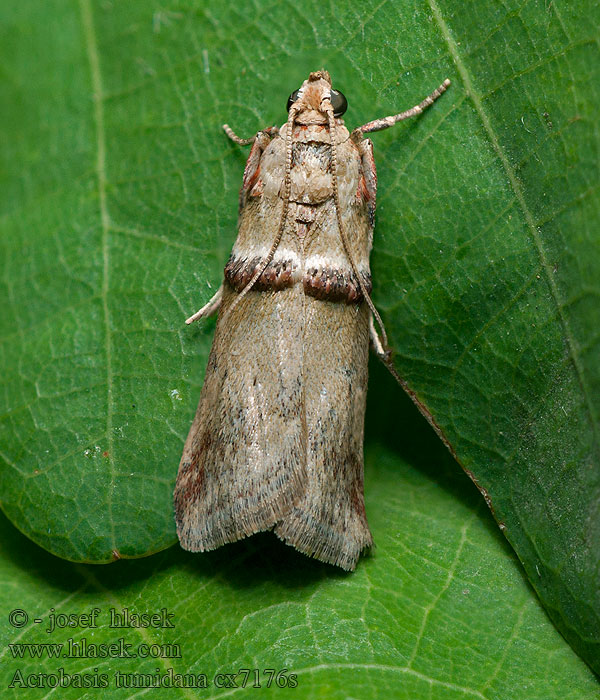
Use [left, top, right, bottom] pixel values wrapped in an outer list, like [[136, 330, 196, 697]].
[[428, 0, 599, 441]]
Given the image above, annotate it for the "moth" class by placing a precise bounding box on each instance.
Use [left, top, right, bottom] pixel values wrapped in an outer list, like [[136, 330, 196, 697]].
[[174, 70, 450, 570]]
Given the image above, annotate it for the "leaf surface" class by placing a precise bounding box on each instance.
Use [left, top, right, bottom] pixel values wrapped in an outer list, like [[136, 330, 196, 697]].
[[1, 397, 598, 698], [0, 0, 598, 680]]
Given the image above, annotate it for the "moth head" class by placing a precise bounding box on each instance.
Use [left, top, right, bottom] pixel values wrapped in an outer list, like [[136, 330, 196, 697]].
[[287, 70, 348, 124]]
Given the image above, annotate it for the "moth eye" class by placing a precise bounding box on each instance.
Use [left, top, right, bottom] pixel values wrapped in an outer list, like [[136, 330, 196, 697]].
[[286, 89, 301, 111], [330, 89, 348, 117]]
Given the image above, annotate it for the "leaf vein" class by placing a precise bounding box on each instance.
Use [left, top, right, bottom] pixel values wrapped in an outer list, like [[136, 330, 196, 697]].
[[80, 0, 116, 552]]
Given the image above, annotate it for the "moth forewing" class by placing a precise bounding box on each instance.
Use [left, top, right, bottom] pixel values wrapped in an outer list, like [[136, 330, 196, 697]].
[[175, 70, 450, 570]]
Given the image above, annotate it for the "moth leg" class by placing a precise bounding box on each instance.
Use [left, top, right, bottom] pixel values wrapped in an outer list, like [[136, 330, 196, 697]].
[[369, 312, 386, 358], [185, 284, 223, 324], [223, 124, 280, 146], [222, 124, 255, 146], [353, 78, 451, 136]]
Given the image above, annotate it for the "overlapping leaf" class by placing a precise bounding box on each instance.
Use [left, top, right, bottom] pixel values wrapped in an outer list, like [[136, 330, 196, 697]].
[[1, 383, 598, 698]]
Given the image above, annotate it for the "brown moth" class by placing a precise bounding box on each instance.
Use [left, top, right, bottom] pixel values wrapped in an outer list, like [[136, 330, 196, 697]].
[[174, 70, 450, 570]]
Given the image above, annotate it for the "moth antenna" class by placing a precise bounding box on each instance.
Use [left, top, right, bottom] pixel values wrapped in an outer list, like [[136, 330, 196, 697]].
[[325, 104, 390, 353], [220, 106, 298, 323], [354, 79, 451, 135]]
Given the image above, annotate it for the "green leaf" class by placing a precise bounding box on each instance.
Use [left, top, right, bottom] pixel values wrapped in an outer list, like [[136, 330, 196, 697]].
[[0, 0, 598, 685], [1, 396, 598, 699]]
